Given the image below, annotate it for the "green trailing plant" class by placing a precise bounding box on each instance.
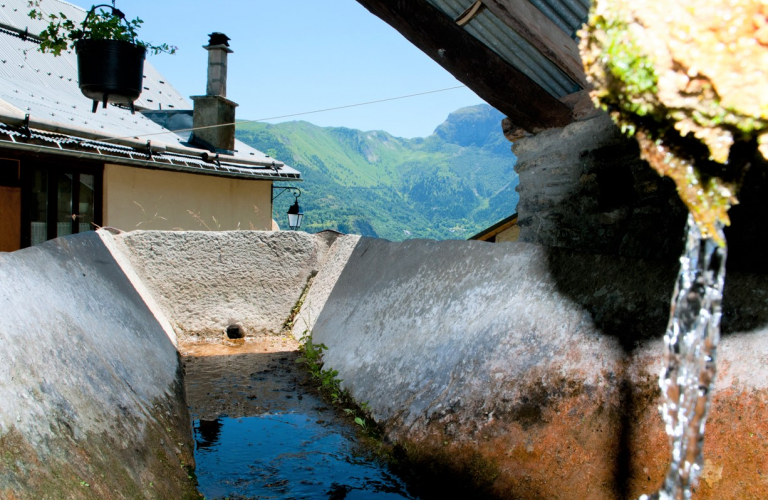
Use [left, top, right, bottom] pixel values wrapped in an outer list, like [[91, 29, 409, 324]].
[[281, 274, 315, 333], [296, 331, 380, 438], [28, 1, 177, 56]]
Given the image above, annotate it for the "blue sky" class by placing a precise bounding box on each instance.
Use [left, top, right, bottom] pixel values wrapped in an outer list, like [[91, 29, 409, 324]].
[[64, 0, 487, 138]]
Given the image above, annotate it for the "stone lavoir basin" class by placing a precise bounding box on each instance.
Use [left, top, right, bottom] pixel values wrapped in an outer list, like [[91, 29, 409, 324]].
[[180, 338, 416, 499], [1, 229, 767, 499]]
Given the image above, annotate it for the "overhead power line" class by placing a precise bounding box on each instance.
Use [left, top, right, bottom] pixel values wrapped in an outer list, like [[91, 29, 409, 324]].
[[99, 85, 469, 143]]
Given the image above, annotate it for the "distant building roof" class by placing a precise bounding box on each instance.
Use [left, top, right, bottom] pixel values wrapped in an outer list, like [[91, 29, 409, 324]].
[[468, 212, 518, 241], [0, 0, 301, 181]]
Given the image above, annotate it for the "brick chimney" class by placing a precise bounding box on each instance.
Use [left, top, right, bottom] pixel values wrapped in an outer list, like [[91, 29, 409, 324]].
[[190, 32, 238, 154]]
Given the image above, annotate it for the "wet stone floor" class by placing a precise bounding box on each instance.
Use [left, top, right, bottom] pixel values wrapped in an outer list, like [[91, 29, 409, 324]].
[[180, 337, 417, 500]]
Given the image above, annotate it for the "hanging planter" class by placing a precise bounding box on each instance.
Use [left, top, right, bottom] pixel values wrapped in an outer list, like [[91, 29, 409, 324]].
[[29, 2, 176, 113], [76, 38, 146, 113]]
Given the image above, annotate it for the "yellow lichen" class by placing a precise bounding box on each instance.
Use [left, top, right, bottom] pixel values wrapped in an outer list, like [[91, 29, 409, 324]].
[[580, 0, 768, 238], [759, 132, 768, 159], [635, 132, 736, 243]]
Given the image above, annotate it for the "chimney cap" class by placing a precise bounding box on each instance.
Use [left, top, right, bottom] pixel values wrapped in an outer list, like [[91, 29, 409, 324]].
[[207, 32, 231, 47]]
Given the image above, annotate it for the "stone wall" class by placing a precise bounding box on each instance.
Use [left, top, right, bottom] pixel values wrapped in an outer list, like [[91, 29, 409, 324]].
[[0, 232, 198, 499], [306, 236, 768, 500], [113, 230, 339, 340], [513, 113, 688, 261], [512, 112, 768, 271]]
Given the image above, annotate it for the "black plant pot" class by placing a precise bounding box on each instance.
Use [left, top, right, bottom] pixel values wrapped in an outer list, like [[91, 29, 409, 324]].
[[75, 39, 146, 113]]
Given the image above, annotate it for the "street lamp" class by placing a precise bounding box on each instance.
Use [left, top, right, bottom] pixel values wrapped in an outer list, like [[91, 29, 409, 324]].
[[287, 193, 304, 230], [272, 186, 304, 231]]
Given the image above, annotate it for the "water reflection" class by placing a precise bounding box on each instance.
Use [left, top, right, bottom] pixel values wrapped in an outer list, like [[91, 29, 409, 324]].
[[195, 419, 223, 450], [193, 414, 416, 500]]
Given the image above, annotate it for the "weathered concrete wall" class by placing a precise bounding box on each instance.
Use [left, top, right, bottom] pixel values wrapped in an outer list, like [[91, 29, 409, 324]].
[[114, 230, 339, 339], [513, 113, 688, 260], [513, 113, 768, 272], [291, 233, 361, 339], [310, 237, 768, 500], [0, 232, 198, 499], [4, 227, 762, 499]]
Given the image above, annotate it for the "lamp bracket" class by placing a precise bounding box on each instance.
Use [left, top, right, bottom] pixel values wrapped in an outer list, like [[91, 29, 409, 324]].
[[272, 185, 301, 202]]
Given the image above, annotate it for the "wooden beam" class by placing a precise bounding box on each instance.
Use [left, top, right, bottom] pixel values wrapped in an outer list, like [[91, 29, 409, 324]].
[[481, 0, 589, 89], [354, 0, 572, 132]]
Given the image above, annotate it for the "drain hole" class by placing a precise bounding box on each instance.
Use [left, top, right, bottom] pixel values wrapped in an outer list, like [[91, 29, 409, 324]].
[[226, 325, 243, 339]]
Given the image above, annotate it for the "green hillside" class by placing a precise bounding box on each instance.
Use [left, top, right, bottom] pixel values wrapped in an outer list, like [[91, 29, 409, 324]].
[[236, 104, 518, 241]]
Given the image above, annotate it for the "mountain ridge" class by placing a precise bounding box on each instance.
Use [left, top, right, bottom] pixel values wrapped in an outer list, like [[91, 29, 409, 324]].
[[236, 104, 518, 241]]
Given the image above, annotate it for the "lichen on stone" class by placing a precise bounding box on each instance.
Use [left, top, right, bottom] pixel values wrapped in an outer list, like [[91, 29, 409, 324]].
[[580, 0, 768, 241], [634, 131, 735, 244]]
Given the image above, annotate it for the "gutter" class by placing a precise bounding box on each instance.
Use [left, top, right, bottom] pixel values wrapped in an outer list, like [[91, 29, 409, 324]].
[[0, 110, 286, 169], [0, 139, 301, 182]]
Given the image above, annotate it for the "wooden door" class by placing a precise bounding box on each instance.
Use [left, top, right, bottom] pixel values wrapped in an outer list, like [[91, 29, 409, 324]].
[[0, 185, 21, 252]]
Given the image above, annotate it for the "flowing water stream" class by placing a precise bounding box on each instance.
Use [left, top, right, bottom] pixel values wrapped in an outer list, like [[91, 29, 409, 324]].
[[193, 414, 414, 499], [640, 214, 727, 500], [181, 338, 417, 500]]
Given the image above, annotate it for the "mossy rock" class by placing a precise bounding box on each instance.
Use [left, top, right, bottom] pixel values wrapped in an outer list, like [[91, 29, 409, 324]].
[[580, 0, 768, 240]]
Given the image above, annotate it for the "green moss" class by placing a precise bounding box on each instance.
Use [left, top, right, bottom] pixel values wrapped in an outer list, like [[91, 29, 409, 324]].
[[592, 14, 661, 122], [296, 331, 382, 439], [580, 4, 762, 238]]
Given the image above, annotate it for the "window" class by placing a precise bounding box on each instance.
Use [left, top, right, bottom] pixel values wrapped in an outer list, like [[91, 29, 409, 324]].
[[0, 158, 19, 186], [22, 161, 102, 247]]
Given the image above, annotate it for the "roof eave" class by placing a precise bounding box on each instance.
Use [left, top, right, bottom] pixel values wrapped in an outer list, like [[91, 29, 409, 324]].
[[468, 212, 518, 240], [0, 126, 302, 182], [355, 0, 597, 134]]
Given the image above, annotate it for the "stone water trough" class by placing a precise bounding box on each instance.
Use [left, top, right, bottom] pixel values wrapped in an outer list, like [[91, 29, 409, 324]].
[[1, 228, 767, 499]]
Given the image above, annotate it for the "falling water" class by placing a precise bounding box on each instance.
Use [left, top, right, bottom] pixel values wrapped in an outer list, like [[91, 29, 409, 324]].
[[639, 214, 727, 500]]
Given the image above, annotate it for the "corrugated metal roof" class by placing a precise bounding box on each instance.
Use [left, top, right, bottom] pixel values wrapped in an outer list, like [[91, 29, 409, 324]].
[[138, 62, 189, 110], [0, 1, 190, 111], [530, 0, 589, 37], [426, 0, 586, 98], [0, 0, 86, 35], [0, 121, 302, 180], [0, 70, 273, 163], [0, 0, 295, 178], [140, 109, 277, 160], [0, 66, 187, 144]]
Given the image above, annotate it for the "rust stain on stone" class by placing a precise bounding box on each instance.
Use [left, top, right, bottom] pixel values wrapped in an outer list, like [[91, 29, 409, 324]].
[[384, 375, 768, 499], [693, 389, 768, 499]]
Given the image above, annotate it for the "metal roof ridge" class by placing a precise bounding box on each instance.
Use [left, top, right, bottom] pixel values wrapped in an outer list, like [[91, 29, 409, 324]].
[[47, 0, 87, 14]]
